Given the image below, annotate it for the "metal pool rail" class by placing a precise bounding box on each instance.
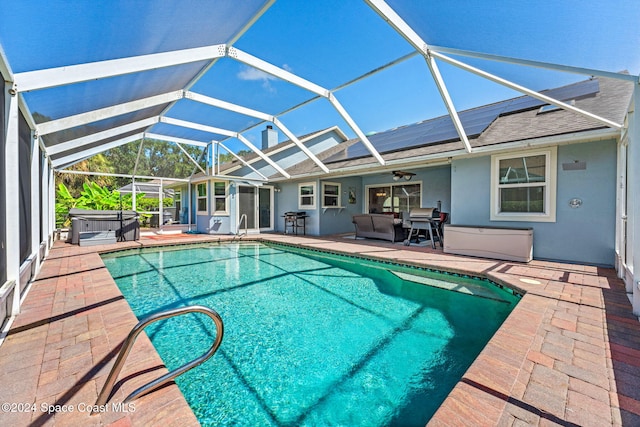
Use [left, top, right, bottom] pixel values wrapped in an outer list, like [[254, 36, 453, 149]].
[[94, 305, 224, 411]]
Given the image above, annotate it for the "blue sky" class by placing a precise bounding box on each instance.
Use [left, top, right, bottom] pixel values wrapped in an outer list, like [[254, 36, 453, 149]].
[[2, 0, 640, 156], [226, 0, 640, 151]]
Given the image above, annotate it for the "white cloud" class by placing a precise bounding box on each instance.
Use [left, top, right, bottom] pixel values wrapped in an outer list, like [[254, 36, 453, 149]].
[[237, 66, 279, 93], [237, 67, 276, 82], [236, 64, 295, 93]]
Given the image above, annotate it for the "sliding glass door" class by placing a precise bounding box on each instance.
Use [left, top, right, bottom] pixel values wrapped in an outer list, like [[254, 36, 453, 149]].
[[366, 183, 421, 214], [238, 186, 273, 232]]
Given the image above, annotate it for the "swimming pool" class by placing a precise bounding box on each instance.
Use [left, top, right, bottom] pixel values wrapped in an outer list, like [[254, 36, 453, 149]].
[[102, 242, 518, 426]]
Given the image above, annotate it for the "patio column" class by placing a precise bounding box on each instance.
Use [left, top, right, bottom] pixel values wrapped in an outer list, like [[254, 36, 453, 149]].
[[48, 164, 55, 248], [615, 136, 628, 286], [41, 156, 51, 253], [630, 83, 640, 316], [188, 181, 192, 231], [4, 82, 20, 315], [159, 179, 164, 233], [30, 130, 40, 268], [131, 177, 136, 211]]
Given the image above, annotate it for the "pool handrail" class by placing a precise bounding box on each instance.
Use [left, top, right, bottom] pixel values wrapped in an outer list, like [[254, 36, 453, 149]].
[[94, 305, 224, 411]]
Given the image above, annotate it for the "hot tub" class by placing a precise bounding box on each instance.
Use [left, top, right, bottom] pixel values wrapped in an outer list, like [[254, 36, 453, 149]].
[[69, 208, 140, 244]]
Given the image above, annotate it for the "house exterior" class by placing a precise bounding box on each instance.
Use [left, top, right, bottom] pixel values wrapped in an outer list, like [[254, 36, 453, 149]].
[[169, 126, 350, 235], [183, 76, 632, 270]]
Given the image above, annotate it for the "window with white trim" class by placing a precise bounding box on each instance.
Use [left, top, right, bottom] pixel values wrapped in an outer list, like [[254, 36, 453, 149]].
[[321, 182, 341, 208], [196, 183, 208, 214], [213, 181, 227, 214], [298, 182, 316, 209], [490, 147, 557, 222]]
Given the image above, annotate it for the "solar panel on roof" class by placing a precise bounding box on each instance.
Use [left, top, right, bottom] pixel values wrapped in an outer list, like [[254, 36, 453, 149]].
[[324, 78, 600, 164]]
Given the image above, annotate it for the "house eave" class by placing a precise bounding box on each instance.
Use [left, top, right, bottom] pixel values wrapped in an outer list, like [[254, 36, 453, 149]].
[[275, 127, 621, 181]]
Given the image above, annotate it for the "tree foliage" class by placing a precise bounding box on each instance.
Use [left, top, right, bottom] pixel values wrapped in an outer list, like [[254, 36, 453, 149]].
[[218, 149, 252, 164], [55, 182, 174, 228], [105, 138, 206, 187], [55, 154, 115, 197], [56, 182, 135, 227], [35, 110, 204, 225]]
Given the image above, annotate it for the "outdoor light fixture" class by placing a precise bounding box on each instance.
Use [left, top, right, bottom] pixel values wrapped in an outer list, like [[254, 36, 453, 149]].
[[392, 171, 415, 181]]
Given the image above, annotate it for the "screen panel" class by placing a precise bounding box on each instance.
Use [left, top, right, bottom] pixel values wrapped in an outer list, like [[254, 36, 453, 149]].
[[19, 112, 32, 263]]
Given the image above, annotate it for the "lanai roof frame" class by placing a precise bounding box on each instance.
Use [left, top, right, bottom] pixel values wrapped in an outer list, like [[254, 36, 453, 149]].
[[0, 0, 640, 318], [1, 1, 632, 183]]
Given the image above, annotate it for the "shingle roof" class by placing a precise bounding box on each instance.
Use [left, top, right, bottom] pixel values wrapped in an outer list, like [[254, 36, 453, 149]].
[[218, 126, 343, 173], [279, 76, 632, 179]]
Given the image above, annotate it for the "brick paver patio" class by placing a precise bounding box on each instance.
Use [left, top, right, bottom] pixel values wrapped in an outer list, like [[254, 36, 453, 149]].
[[0, 233, 639, 426]]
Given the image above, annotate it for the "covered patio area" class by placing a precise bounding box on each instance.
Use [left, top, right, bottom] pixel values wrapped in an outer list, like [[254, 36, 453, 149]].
[[2, 1, 640, 425]]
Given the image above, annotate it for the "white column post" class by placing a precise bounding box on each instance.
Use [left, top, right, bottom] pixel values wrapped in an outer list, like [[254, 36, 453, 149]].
[[30, 130, 41, 268], [132, 177, 137, 212], [188, 181, 192, 231], [41, 157, 51, 254], [629, 83, 640, 315], [49, 166, 55, 247], [615, 136, 628, 283], [5, 83, 20, 315], [159, 179, 164, 233]]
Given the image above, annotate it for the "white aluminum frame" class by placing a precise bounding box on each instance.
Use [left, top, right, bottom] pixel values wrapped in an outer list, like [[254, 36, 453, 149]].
[[3, 1, 640, 321], [218, 142, 268, 180], [365, 0, 473, 153], [4, 82, 21, 315], [51, 132, 144, 168], [430, 45, 638, 82], [228, 47, 385, 165], [186, 91, 329, 173], [629, 86, 640, 315], [174, 142, 207, 175], [14, 44, 227, 92], [430, 51, 623, 130], [144, 132, 208, 148], [37, 91, 184, 136], [46, 117, 160, 156], [30, 130, 41, 270]]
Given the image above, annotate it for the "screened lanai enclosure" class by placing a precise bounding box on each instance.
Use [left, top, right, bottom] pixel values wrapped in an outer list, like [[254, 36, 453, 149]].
[[2, 0, 640, 328]]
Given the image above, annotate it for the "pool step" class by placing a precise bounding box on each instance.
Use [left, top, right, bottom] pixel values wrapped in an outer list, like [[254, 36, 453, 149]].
[[389, 270, 511, 303]]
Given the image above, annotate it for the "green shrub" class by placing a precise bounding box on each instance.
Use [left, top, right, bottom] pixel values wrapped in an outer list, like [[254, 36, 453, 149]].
[[55, 182, 145, 228]]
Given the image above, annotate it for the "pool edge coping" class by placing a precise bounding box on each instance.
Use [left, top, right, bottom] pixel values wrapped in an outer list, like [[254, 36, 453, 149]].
[[2, 233, 635, 426]]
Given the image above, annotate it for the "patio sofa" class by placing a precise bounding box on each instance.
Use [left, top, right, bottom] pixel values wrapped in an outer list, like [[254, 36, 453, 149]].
[[352, 214, 405, 242]]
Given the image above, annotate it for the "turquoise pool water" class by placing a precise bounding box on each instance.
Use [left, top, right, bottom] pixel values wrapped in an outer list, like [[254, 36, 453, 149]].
[[102, 242, 518, 426]]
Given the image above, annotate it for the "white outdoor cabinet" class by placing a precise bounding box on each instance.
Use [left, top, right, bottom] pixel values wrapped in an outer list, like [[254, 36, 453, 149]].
[[443, 225, 533, 263]]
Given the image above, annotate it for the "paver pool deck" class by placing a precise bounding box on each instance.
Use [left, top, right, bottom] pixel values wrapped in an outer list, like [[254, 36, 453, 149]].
[[0, 233, 639, 426]]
